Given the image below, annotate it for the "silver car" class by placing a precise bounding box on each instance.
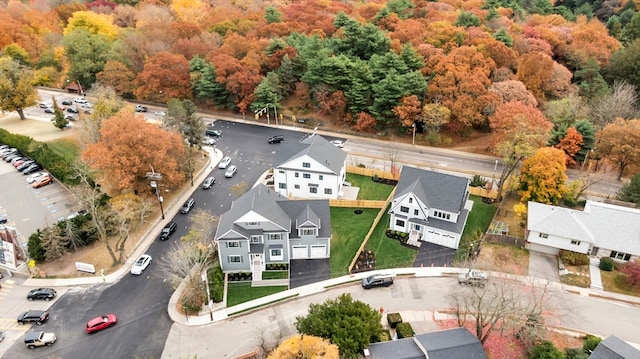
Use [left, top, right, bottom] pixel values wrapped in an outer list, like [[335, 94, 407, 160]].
[[130, 254, 152, 275], [224, 165, 237, 178], [218, 156, 231, 169]]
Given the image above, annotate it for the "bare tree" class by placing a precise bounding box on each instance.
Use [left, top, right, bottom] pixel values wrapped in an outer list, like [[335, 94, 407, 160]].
[[157, 240, 216, 290], [589, 81, 640, 130], [188, 208, 219, 244], [77, 85, 126, 146]]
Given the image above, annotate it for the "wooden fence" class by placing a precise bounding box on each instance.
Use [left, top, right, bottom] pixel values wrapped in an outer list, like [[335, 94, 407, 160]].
[[346, 166, 400, 181], [484, 234, 526, 248], [329, 199, 387, 208], [469, 186, 499, 200]]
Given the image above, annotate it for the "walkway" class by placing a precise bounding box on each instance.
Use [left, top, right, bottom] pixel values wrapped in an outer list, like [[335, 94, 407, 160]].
[[589, 257, 604, 290]]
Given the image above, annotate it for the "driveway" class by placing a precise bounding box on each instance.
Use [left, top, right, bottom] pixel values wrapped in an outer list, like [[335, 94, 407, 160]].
[[528, 251, 560, 281], [289, 259, 330, 289], [413, 242, 456, 267]]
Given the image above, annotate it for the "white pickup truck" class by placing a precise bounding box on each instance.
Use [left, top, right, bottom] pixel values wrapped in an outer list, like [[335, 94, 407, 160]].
[[458, 269, 488, 287]]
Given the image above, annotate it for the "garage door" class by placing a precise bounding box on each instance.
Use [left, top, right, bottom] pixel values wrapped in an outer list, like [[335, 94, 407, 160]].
[[527, 243, 560, 255], [291, 245, 308, 259], [310, 245, 326, 259]]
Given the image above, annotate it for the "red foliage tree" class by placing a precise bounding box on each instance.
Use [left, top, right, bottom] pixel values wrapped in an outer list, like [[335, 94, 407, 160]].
[[489, 101, 552, 148], [353, 112, 377, 133], [555, 127, 584, 167], [621, 261, 640, 287], [133, 52, 192, 103], [392, 95, 422, 127]]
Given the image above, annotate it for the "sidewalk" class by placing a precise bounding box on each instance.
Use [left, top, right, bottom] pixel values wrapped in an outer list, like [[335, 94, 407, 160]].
[[22, 146, 224, 288]]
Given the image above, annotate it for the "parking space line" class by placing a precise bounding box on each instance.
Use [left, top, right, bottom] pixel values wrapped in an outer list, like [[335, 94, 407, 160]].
[[0, 318, 30, 331]]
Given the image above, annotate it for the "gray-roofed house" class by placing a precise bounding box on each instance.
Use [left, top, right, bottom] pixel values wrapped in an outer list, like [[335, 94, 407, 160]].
[[526, 201, 640, 261], [589, 335, 640, 359], [388, 166, 472, 249], [214, 184, 331, 279], [366, 327, 487, 359], [272, 134, 347, 199]]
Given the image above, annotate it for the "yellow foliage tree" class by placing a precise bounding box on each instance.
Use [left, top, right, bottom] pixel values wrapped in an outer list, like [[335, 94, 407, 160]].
[[519, 147, 567, 205], [268, 335, 339, 359], [64, 11, 118, 38], [170, 0, 209, 26]]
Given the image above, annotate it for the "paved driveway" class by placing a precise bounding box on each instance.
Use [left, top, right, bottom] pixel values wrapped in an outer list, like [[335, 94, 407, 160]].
[[413, 242, 456, 267], [289, 259, 330, 289], [528, 251, 560, 281]]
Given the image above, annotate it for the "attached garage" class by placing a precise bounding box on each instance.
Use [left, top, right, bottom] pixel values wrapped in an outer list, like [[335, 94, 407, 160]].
[[291, 245, 308, 259], [527, 242, 560, 255], [423, 230, 457, 249], [310, 245, 327, 259]]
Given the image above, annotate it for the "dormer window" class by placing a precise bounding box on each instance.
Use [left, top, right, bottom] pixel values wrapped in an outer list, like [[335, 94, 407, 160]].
[[301, 228, 315, 236], [303, 162, 311, 168]]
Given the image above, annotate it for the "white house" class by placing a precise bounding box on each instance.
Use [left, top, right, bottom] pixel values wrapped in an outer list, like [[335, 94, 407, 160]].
[[388, 166, 473, 249], [273, 135, 346, 199], [214, 184, 331, 279], [527, 200, 640, 261]]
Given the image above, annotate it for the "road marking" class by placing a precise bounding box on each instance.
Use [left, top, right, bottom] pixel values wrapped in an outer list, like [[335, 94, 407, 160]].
[[0, 318, 30, 331]]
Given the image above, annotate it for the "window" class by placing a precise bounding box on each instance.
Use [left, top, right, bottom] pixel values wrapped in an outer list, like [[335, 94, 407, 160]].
[[269, 234, 282, 241], [409, 198, 413, 203], [270, 248, 283, 260], [319, 175, 323, 180], [310, 187, 317, 194], [302, 162, 310, 168], [279, 183, 286, 189], [247, 222, 258, 226], [570, 240, 581, 246], [400, 206, 409, 213], [610, 251, 632, 261], [303, 173, 311, 179], [227, 241, 240, 248], [446, 213, 450, 220], [302, 229, 315, 236], [539, 233, 549, 239], [228, 255, 242, 263], [294, 184, 300, 189], [278, 170, 285, 174], [395, 219, 405, 227], [414, 209, 419, 215], [250, 235, 262, 243], [295, 172, 299, 178], [325, 188, 332, 195]]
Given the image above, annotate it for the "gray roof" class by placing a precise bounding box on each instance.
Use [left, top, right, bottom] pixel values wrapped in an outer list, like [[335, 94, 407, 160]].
[[273, 134, 346, 175], [395, 166, 469, 213], [215, 184, 331, 240], [367, 327, 487, 359], [528, 201, 640, 255], [589, 335, 640, 359]]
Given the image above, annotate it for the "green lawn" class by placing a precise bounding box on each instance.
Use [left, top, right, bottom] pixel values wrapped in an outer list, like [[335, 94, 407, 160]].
[[262, 271, 288, 279], [346, 173, 394, 200], [462, 195, 498, 238], [329, 207, 380, 276], [365, 208, 416, 269], [226, 282, 289, 307], [46, 138, 81, 163]]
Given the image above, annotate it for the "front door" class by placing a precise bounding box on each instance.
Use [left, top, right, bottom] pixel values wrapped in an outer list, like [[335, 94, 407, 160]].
[[250, 254, 264, 280]]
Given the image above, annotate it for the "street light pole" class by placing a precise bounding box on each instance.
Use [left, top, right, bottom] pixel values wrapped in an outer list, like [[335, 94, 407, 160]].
[[150, 181, 165, 219], [412, 124, 416, 146]]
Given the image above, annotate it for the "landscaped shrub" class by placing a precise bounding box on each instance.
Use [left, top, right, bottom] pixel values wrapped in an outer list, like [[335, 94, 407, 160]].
[[470, 174, 487, 188], [528, 340, 564, 359], [565, 347, 589, 359], [395, 322, 415, 339], [209, 266, 224, 303], [386, 312, 402, 328], [378, 330, 392, 342], [600, 257, 615, 271], [27, 230, 45, 262], [559, 250, 590, 266], [582, 334, 602, 353]]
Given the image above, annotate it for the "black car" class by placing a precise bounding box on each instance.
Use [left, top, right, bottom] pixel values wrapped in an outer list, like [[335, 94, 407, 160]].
[[66, 107, 79, 114], [17, 160, 35, 171], [17, 310, 49, 325], [205, 129, 222, 138], [61, 100, 72, 106], [0, 214, 7, 224], [158, 221, 177, 241], [268, 135, 284, 144], [27, 288, 57, 301], [22, 164, 42, 175]]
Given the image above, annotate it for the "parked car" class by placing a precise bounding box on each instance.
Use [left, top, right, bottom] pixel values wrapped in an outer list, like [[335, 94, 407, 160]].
[[5, 153, 23, 162], [203, 137, 216, 146], [64, 114, 76, 121], [24, 331, 56, 349], [43, 107, 55, 114], [22, 164, 43, 175], [135, 105, 148, 112], [17, 160, 35, 171], [154, 111, 166, 116], [74, 97, 88, 104], [458, 269, 488, 287], [27, 288, 57, 301], [26, 172, 48, 184], [180, 198, 195, 214], [205, 128, 222, 138], [130, 254, 152, 275], [66, 107, 79, 113], [158, 222, 177, 241], [86, 314, 117, 334], [218, 156, 231, 169], [330, 140, 345, 148], [267, 135, 284, 144], [0, 214, 7, 224], [12, 159, 27, 168], [17, 310, 49, 325], [61, 99, 73, 106], [67, 210, 88, 220], [202, 176, 216, 190], [38, 101, 53, 108], [361, 274, 394, 289], [224, 165, 237, 178], [32, 176, 53, 188]]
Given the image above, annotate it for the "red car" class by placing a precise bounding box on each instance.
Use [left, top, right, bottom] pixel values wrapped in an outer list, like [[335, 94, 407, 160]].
[[85, 314, 117, 334]]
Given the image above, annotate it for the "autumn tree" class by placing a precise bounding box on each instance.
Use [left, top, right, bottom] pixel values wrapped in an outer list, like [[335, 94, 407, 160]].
[[621, 260, 640, 287], [421, 103, 451, 133], [519, 147, 567, 205], [108, 192, 151, 263], [489, 80, 538, 107], [96, 60, 136, 98], [78, 85, 126, 145], [0, 57, 37, 120], [490, 102, 553, 199], [616, 172, 640, 207], [392, 95, 421, 127], [82, 112, 186, 194], [40, 225, 69, 261], [134, 52, 193, 103], [597, 118, 640, 180], [295, 294, 383, 358], [555, 127, 584, 166], [353, 112, 377, 133], [267, 335, 339, 359]]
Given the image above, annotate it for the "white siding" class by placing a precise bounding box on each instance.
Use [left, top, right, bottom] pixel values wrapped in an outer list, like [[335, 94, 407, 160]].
[[310, 245, 327, 258], [291, 245, 308, 259]]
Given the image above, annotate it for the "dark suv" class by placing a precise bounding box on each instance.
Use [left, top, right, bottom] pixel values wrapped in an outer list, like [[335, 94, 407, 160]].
[[361, 274, 394, 289], [159, 221, 177, 241], [17, 310, 49, 325], [268, 135, 284, 144], [27, 288, 56, 301]]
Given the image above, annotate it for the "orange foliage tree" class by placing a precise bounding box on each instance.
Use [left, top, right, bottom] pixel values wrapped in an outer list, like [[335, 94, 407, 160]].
[[555, 127, 584, 167], [267, 334, 339, 359], [82, 112, 186, 195], [353, 112, 377, 133], [519, 147, 567, 205], [393, 95, 422, 127], [134, 52, 193, 103], [597, 118, 640, 180], [97, 60, 136, 97]]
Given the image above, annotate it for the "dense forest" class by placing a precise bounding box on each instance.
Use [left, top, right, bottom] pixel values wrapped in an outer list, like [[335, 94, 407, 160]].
[[1, 0, 640, 165]]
